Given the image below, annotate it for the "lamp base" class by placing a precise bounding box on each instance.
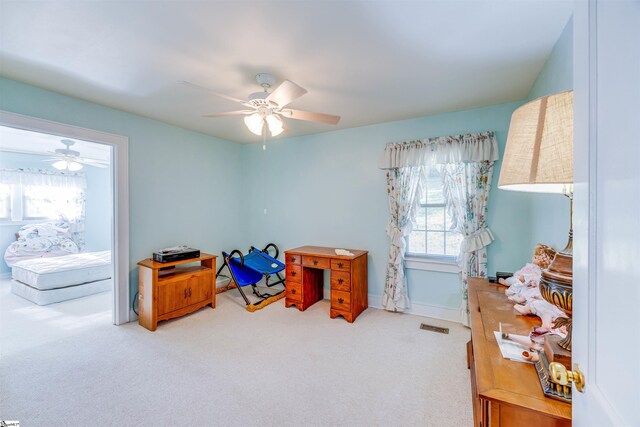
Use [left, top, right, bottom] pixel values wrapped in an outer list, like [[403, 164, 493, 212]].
[[553, 317, 573, 351], [544, 334, 572, 369], [540, 251, 573, 351]]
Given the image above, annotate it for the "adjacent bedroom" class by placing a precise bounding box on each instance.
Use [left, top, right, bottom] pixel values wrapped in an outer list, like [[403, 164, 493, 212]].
[[0, 125, 113, 355]]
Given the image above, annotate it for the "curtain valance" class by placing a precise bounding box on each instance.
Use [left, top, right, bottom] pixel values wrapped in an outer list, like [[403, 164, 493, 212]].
[[0, 168, 87, 189], [378, 131, 499, 169]]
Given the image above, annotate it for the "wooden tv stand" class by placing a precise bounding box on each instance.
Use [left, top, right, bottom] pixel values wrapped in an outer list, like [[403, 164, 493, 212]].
[[467, 277, 571, 426], [284, 246, 368, 323], [137, 253, 216, 331]]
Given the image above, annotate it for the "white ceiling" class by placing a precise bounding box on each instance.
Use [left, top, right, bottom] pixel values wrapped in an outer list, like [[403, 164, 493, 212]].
[[0, 1, 572, 144], [0, 126, 111, 162]]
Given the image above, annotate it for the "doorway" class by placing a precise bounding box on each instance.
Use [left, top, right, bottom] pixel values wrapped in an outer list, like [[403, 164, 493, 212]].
[[0, 111, 129, 329]]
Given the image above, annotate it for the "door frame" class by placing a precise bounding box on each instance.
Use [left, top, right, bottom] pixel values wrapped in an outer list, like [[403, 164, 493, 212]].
[[0, 110, 130, 325]]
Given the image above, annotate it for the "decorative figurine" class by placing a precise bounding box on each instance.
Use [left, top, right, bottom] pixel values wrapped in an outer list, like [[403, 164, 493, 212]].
[[499, 244, 568, 329]]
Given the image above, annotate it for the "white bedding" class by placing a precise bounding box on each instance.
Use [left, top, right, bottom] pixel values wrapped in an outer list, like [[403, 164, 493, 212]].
[[3, 221, 81, 267], [12, 251, 112, 290]]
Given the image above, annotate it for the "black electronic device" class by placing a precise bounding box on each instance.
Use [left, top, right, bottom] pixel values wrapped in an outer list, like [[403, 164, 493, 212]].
[[496, 271, 513, 282], [153, 246, 200, 263]]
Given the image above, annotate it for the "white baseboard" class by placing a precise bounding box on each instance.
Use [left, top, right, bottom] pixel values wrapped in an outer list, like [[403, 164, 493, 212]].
[[0, 272, 11, 280], [368, 294, 461, 324], [129, 309, 138, 322]]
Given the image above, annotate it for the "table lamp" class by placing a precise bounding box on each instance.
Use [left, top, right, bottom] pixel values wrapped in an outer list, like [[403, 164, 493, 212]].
[[498, 90, 574, 351]]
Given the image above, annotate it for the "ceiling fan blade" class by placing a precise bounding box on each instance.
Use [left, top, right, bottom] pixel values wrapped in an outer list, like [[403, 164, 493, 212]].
[[280, 109, 341, 125], [78, 158, 109, 168], [203, 110, 253, 119], [180, 81, 246, 105], [266, 80, 307, 108]]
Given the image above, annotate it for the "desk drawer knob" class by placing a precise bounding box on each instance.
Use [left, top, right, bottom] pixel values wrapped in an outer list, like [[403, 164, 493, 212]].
[[291, 271, 296, 277], [338, 262, 344, 268], [313, 260, 318, 266], [290, 257, 296, 263], [338, 298, 344, 304], [184, 289, 188, 299], [188, 287, 192, 297], [291, 289, 297, 294], [338, 278, 344, 284]]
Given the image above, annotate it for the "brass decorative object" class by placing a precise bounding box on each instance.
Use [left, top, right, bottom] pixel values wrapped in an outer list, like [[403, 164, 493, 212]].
[[534, 352, 572, 403], [540, 226, 573, 351]]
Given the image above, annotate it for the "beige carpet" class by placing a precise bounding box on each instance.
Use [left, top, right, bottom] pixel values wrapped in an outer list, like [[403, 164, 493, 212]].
[[1, 281, 472, 426]]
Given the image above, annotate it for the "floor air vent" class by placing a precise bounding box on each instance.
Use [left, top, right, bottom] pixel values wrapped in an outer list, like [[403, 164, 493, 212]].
[[420, 323, 449, 334]]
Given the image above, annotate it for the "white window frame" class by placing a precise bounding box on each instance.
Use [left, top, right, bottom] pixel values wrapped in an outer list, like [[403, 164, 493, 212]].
[[0, 110, 130, 326], [406, 168, 461, 273]]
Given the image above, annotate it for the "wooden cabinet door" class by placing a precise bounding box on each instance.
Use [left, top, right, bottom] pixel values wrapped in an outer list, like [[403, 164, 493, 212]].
[[157, 279, 190, 315], [188, 273, 212, 304]]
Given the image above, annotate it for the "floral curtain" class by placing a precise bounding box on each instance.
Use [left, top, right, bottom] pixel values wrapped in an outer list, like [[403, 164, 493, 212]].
[[383, 166, 423, 311], [0, 168, 87, 249], [442, 160, 496, 326], [380, 131, 498, 318]]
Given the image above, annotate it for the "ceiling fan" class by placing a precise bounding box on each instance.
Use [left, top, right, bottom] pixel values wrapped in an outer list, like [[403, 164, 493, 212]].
[[183, 73, 341, 137], [44, 139, 109, 171]]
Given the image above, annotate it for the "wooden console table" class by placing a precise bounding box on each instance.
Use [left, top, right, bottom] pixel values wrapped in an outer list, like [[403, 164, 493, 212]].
[[284, 246, 368, 323], [137, 253, 216, 331], [467, 277, 571, 426]]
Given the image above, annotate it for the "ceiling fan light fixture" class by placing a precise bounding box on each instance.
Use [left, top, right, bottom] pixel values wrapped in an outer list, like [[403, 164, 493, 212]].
[[266, 114, 284, 137], [244, 113, 264, 136], [52, 159, 83, 171], [52, 160, 68, 170], [68, 161, 83, 171]]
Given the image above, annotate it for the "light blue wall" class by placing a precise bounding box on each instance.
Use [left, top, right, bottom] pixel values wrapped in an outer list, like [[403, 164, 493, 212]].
[[0, 77, 246, 306], [524, 17, 574, 252], [0, 16, 572, 313], [0, 151, 112, 274], [83, 161, 111, 253], [242, 101, 531, 310]]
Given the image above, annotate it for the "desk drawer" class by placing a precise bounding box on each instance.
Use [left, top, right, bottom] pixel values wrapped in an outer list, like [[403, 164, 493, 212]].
[[331, 290, 351, 312], [286, 282, 302, 301], [286, 253, 301, 265], [286, 264, 302, 283], [331, 259, 351, 271], [331, 270, 351, 292], [302, 256, 330, 269]]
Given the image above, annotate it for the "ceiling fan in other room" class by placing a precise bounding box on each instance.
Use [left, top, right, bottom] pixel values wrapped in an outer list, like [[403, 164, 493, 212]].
[[183, 73, 341, 137], [44, 139, 109, 171]]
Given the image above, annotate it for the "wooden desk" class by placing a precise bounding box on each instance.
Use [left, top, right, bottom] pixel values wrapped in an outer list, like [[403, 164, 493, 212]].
[[467, 277, 571, 427], [284, 246, 368, 323]]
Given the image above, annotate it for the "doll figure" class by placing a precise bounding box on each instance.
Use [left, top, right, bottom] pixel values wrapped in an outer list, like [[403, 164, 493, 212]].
[[514, 298, 567, 330], [499, 244, 557, 302]]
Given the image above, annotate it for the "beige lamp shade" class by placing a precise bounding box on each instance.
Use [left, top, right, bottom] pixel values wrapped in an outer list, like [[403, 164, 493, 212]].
[[498, 90, 573, 193]]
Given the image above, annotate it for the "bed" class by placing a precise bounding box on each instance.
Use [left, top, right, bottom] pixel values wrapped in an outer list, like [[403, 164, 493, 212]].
[[4, 221, 81, 267], [10, 250, 112, 305]]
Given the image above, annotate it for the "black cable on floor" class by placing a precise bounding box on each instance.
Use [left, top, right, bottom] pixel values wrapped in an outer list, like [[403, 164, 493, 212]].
[[132, 291, 139, 316]]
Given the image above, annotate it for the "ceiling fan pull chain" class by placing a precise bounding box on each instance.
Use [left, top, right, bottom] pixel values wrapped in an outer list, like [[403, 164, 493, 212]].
[[263, 128, 268, 215]]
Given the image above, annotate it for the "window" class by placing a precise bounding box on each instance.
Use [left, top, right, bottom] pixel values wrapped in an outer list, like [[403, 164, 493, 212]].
[[0, 184, 10, 220], [407, 168, 462, 259], [0, 170, 85, 223], [22, 185, 83, 221]]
